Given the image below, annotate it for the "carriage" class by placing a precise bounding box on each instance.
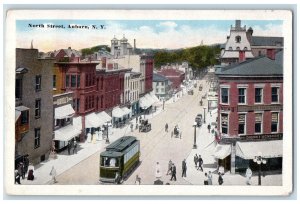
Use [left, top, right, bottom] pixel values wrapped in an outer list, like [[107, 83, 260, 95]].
[[171, 126, 182, 138], [99, 136, 140, 184], [139, 119, 151, 132], [199, 85, 203, 91]]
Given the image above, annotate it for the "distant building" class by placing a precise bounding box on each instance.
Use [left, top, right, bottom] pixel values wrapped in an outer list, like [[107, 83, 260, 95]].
[[41, 47, 81, 62], [15, 48, 55, 164], [152, 73, 172, 100], [129, 72, 141, 116], [110, 35, 135, 58], [215, 50, 283, 174], [157, 67, 185, 92]]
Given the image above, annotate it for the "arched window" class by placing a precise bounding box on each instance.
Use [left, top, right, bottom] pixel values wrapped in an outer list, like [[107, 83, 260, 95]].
[[244, 47, 248, 50], [229, 47, 233, 50], [235, 35, 241, 43], [236, 47, 240, 50]]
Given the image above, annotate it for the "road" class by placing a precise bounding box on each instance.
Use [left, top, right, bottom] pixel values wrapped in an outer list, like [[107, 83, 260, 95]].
[[56, 78, 210, 185]]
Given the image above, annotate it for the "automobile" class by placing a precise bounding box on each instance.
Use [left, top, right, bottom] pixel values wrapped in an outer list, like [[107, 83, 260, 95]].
[[195, 114, 202, 127]]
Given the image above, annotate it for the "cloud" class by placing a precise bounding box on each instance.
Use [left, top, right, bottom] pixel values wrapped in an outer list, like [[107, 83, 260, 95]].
[[157, 21, 178, 29], [251, 24, 283, 37]]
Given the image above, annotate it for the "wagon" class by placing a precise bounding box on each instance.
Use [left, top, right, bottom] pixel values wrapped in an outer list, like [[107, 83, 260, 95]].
[[139, 119, 151, 132]]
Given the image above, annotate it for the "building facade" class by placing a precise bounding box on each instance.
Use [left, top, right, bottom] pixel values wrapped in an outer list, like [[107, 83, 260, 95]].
[[15, 48, 55, 164], [215, 50, 283, 174], [157, 67, 185, 92], [152, 73, 172, 100]]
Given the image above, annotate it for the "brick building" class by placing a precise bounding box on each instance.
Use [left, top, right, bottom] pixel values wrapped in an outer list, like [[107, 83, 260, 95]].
[[157, 67, 185, 92], [15, 48, 55, 164], [215, 50, 283, 174]]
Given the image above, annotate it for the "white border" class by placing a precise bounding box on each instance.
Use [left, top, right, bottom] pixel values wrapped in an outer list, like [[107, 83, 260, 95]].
[[4, 9, 293, 196]]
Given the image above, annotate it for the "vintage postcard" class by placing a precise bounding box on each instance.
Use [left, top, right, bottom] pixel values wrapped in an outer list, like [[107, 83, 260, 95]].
[[4, 9, 293, 196]]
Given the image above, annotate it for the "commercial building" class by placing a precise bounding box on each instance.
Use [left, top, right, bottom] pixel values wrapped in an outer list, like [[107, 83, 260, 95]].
[[156, 67, 185, 93], [215, 50, 283, 174], [152, 73, 172, 100]]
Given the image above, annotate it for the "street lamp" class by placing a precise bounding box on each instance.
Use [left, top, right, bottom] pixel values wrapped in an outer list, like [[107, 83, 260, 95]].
[[253, 152, 267, 185], [193, 122, 197, 149], [203, 107, 206, 124], [105, 122, 110, 144]]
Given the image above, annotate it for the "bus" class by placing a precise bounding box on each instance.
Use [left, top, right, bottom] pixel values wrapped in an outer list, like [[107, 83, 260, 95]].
[[99, 136, 140, 183]]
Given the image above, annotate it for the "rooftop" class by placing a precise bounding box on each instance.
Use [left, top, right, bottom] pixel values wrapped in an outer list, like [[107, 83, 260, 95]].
[[105, 136, 137, 152], [251, 36, 284, 47], [153, 73, 169, 82]]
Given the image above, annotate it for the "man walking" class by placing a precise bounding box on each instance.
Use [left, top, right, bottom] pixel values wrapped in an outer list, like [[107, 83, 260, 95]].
[[194, 154, 198, 168], [182, 159, 187, 177], [207, 124, 211, 133], [50, 166, 57, 183], [218, 172, 223, 185], [165, 123, 168, 132], [73, 141, 77, 154], [166, 160, 172, 175], [170, 163, 177, 181], [67, 141, 71, 155], [245, 167, 252, 185], [197, 155, 203, 171]]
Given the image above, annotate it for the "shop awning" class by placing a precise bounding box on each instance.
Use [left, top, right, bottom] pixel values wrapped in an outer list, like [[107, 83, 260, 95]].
[[112, 107, 124, 118], [54, 124, 81, 141], [73, 116, 82, 131], [236, 140, 283, 160], [121, 107, 131, 115], [85, 113, 103, 128], [150, 92, 160, 103], [55, 104, 75, 119], [214, 144, 232, 159], [139, 97, 151, 109], [96, 111, 111, 123]]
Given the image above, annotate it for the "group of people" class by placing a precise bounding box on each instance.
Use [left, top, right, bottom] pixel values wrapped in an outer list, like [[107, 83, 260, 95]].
[[15, 156, 32, 184], [166, 160, 177, 181], [67, 139, 78, 155], [193, 154, 203, 171]]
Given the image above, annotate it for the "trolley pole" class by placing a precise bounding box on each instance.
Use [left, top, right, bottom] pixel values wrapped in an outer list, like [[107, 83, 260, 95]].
[[105, 122, 110, 144]]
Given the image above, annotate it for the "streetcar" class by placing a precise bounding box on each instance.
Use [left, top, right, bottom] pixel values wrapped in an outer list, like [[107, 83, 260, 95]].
[[99, 136, 140, 184]]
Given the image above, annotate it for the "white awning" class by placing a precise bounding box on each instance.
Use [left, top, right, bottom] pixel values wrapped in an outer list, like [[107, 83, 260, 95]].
[[15, 110, 21, 122], [236, 140, 283, 160], [112, 107, 124, 118], [85, 113, 103, 128], [214, 144, 232, 160], [54, 124, 81, 141], [55, 104, 75, 119], [121, 107, 131, 115], [150, 92, 160, 103], [139, 97, 151, 109], [73, 116, 82, 131], [145, 94, 155, 106], [96, 111, 111, 123]]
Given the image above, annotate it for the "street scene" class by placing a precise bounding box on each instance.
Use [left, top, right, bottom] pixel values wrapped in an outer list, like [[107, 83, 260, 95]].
[[13, 18, 284, 187]]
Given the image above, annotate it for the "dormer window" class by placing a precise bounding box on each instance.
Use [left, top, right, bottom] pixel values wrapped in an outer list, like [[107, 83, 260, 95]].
[[235, 35, 241, 43], [229, 47, 233, 51], [236, 47, 240, 50], [244, 47, 248, 50]]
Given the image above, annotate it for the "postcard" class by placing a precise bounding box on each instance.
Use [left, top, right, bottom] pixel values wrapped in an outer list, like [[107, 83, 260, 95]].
[[4, 9, 293, 196]]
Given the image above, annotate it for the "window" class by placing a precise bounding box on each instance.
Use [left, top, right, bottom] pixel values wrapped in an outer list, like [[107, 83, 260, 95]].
[[221, 88, 229, 104], [16, 78, 22, 99], [238, 114, 246, 135], [255, 113, 262, 133], [255, 88, 263, 103], [271, 87, 279, 103], [271, 112, 279, 132], [66, 75, 70, 87], [71, 75, 76, 87], [53, 75, 56, 88], [161, 82, 164, 86], [221, 113, 228, 134], [161, 88, 164, 92], [244, 47, 248, 50], [35, 75, 41, 91], [35, 99, 41, 118], [236, 46, 240, 50], [156, 88, 159, 93], [238, 88, 246, 104], [34, 128, 41, 149], [235, 35, 241, 43], [21, 110, 29, 125], [229, 47, 233, 50]]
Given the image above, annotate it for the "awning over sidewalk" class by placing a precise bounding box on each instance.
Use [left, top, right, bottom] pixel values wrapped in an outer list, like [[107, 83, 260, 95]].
[[214, 144, 232, 160], [73, 116, 82, 131], [150, 92, 160, 103], [54, 124, 81, 141], [55, 104, 75, 119], [121, 107, 131, 115], [139, 96, 151, 109], [236, 140, 283, 160], [96, 111, 111, 123], [85, 113, 103, 128], [112, 107, 124, 118]]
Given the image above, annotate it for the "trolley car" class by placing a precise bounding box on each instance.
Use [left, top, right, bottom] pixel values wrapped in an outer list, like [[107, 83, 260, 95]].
[[99, 136, 140, 184]]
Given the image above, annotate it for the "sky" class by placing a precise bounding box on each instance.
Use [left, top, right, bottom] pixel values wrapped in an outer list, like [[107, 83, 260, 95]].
[[16, 20, 283, 52]]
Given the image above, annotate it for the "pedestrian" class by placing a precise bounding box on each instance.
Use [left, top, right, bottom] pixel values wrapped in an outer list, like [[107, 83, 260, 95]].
[[15, 170, 21, 184], [182, 159, 187, 177], [208, 171, 213, 185], [197, 155, 203, 171], [218, 172, 223, 185], [130, 123, 134, 132], [245, 167, 253, 185], [165, 123, 168, 132], [166, 160, 172, 175], [73, 140, 77, 154], [135, 174, 141, 185], [27, 169, 34, 181], [204, 173, 209, 185], [50, 166, 57, 183], [155, 162, 162, 179], [67, 141, 71, 155], [139, 116, 142, 124], [170, 163, 177, 181], [207, 124, 211, 133], [194, 154, 198, 168], [21, 163, 26, 179], [136, 117, 138, 124]]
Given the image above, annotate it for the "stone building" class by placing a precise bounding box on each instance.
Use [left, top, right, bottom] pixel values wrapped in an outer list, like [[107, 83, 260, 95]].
[[215, 50, 283, 174], [15, 48, 55, 164]]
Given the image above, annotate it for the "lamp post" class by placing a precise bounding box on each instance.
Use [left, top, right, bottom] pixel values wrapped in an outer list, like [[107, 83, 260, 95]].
[[105, 122, 110, 144], [193, 122, 197, 149], [203, 107, 206, 124], [253, 153, 267, 185]]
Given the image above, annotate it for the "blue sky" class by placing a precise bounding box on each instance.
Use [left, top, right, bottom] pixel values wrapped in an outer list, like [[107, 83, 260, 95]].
[[16, 20, 283, 51]]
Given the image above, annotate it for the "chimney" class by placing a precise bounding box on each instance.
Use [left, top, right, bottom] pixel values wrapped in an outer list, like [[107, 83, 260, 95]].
[[239, 51, 246, 63], [267, 49, 276, 60]]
